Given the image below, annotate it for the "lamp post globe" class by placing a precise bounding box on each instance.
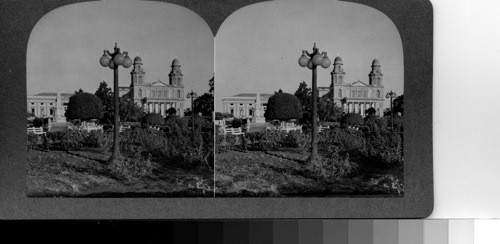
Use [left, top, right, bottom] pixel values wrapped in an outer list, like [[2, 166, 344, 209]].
[[100, 52, 111, 67], [298, 51, 309, 67], [113, 53, 125, 65], [312, 53, 324, 66], [122, 53, 133, 68], [108, 60, 116, 69], [321, 53, 331, 68]]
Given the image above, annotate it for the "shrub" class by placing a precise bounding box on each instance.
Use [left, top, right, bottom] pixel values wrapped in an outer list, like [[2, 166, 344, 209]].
[[60, 130, 86, 150], [65, 92, 104, 121], [365, 130, 403, 167], [27, 134, 40, 149], [318, 128, 367, 158], [307, 152, 358, 181], [33, 117, 44, 127], [141, 113, 165, 126], [164, 115, 187, 133], [264, 92, 302, 121], [340, 113, 364, 127], [109, 149, 154, 181], [231, 118, 242, 128], [82, 130, 111, 151]]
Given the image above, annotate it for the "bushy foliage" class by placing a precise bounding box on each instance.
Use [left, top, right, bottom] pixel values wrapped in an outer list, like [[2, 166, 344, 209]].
[[33, 117, 44, 127], [365, 130, 403, 167], [318, 99, 343, 122], [65, 92, 104, 121], [119, 127, 213, 169], [164, 115, 188, 133], [109, 149, 154, 181], [318, 127, 367, 158], [340, 113, 364, 127], [382, 115, 403, 132], [231, 118, 242, 128], [214, 112, 233, 120], [141, 113, 165, 126], [27, 134, 40, 149], [264, 92, 303, 121], [364, 114, 386, 133], [193, 93, 214, 117]]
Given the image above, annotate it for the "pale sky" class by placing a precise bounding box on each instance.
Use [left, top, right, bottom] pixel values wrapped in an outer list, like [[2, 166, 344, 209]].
[[215, 0, 404, 111], [27, 0, 214, 109]]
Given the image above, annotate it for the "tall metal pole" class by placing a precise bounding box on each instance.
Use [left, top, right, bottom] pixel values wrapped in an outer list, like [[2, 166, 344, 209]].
[[112, 61, 120, 161], [390, 95, 394, 130], [191, 96, 195, 130], [311, 65, 318, 160]]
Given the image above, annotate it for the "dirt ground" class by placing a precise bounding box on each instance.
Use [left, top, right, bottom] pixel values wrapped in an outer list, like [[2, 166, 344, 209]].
[[27, 149, 213, 197], [215, 150, 403, 197]]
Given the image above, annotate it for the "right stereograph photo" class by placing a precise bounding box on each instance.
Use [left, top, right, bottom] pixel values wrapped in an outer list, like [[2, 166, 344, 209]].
[[214, 0, 404, 197]]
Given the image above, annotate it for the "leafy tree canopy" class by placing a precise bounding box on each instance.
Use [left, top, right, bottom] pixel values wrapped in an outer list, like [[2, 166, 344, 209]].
[[65, 92, 104, 121], [264, 92, 302, 121], [141, 113, 165, 126], [340, 113, 364, 126], [194, 93, 214, 117]]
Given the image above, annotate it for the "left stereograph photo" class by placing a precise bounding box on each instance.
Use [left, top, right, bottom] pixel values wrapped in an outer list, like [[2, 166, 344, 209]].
[[26, 1, 215, 197]]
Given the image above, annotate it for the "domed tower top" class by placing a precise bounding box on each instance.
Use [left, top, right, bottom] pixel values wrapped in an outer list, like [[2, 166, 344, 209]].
[[171, 58, 180, 67], [369, 58, 383, 86], [169, 59, 183, 86], [334, 56, 343, 65], [133, 56, 143, 65]]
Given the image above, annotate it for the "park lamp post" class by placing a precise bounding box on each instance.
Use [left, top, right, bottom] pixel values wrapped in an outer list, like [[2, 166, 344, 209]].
[[99, 43, 133, 163], [187, 90, 198, 130], [298, 43, 331, 163], [386, 90, 397, 131]]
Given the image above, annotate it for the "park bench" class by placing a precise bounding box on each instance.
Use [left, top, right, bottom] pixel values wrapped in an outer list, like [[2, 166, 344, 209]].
[[119, 125, 131, 133], [27, 127, 46, 135], [223, 127, 245, 135], [317, 125, 329, 132]]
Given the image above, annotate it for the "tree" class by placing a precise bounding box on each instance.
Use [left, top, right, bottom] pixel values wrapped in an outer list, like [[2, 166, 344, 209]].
[[365, 107, 377, 116], [193, 77, 214, 117], [264, 92, 302, 121], [65, 92, 104, 121], [294, 81, 312, 124], [166, 107, 177, 116], [94, 81, 114, 123], [318, 98, 343, 122], [393, 94, 404, 115], [119, 98, 144, 122], [193, 93, 214, 116], [184, 108, 193, 116]]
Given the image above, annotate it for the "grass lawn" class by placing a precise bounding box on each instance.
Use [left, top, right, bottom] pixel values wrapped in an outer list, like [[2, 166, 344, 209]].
[[27, 149, 213, 197], [215, 150, 403, 197]]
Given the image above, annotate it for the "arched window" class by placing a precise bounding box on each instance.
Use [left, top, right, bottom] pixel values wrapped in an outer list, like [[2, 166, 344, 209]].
[[138, 89, 142, 98], [177, 90, 181, 98], [377, 90, 381, 98], [338, 89, 342, 98]]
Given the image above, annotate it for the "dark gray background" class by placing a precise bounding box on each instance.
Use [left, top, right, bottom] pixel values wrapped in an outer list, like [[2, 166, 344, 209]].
[[0, 0, 433, 219]]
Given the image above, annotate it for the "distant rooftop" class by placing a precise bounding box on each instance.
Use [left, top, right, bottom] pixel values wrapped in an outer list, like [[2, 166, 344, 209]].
[[31, 92, 74, 97], [233, 93, 273, 98]]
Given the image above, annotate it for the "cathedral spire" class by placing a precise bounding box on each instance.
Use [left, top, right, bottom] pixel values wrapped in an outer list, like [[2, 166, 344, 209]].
[[369, 58, 383, 86]]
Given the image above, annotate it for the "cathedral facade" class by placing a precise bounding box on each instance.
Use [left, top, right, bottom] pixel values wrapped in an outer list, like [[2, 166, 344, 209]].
[[319, 57, 385, 116], [119, 57, 185, 117]]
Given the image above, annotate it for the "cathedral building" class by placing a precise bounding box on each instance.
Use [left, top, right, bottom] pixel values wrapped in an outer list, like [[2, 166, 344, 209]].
[[318, 57, 385, 116], [27, 57, 185, 119], [118, 57, 185, 117]]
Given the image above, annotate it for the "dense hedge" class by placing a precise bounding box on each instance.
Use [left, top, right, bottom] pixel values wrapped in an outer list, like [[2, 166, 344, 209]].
[[264, 92, 302, 121], [340, 113, 364, 126], [65, 92, 104, 121], [141, 113, 165, 126]]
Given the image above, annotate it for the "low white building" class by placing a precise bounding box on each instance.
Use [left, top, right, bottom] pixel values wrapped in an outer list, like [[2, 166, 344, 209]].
[[27, 93, 70, 119], [221, 93, 272, 119]]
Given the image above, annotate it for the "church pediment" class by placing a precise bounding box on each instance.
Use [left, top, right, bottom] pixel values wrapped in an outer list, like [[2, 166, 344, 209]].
[[151, 80, 169, 86], [350, 80, 369, 87]]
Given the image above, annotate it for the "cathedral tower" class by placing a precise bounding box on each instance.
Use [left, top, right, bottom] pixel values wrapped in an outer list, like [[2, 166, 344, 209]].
[[330, 56, 346, 99], [168, 59, 183, 86], [130, 56, 145, 85], [369, 58, 383, 86]]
